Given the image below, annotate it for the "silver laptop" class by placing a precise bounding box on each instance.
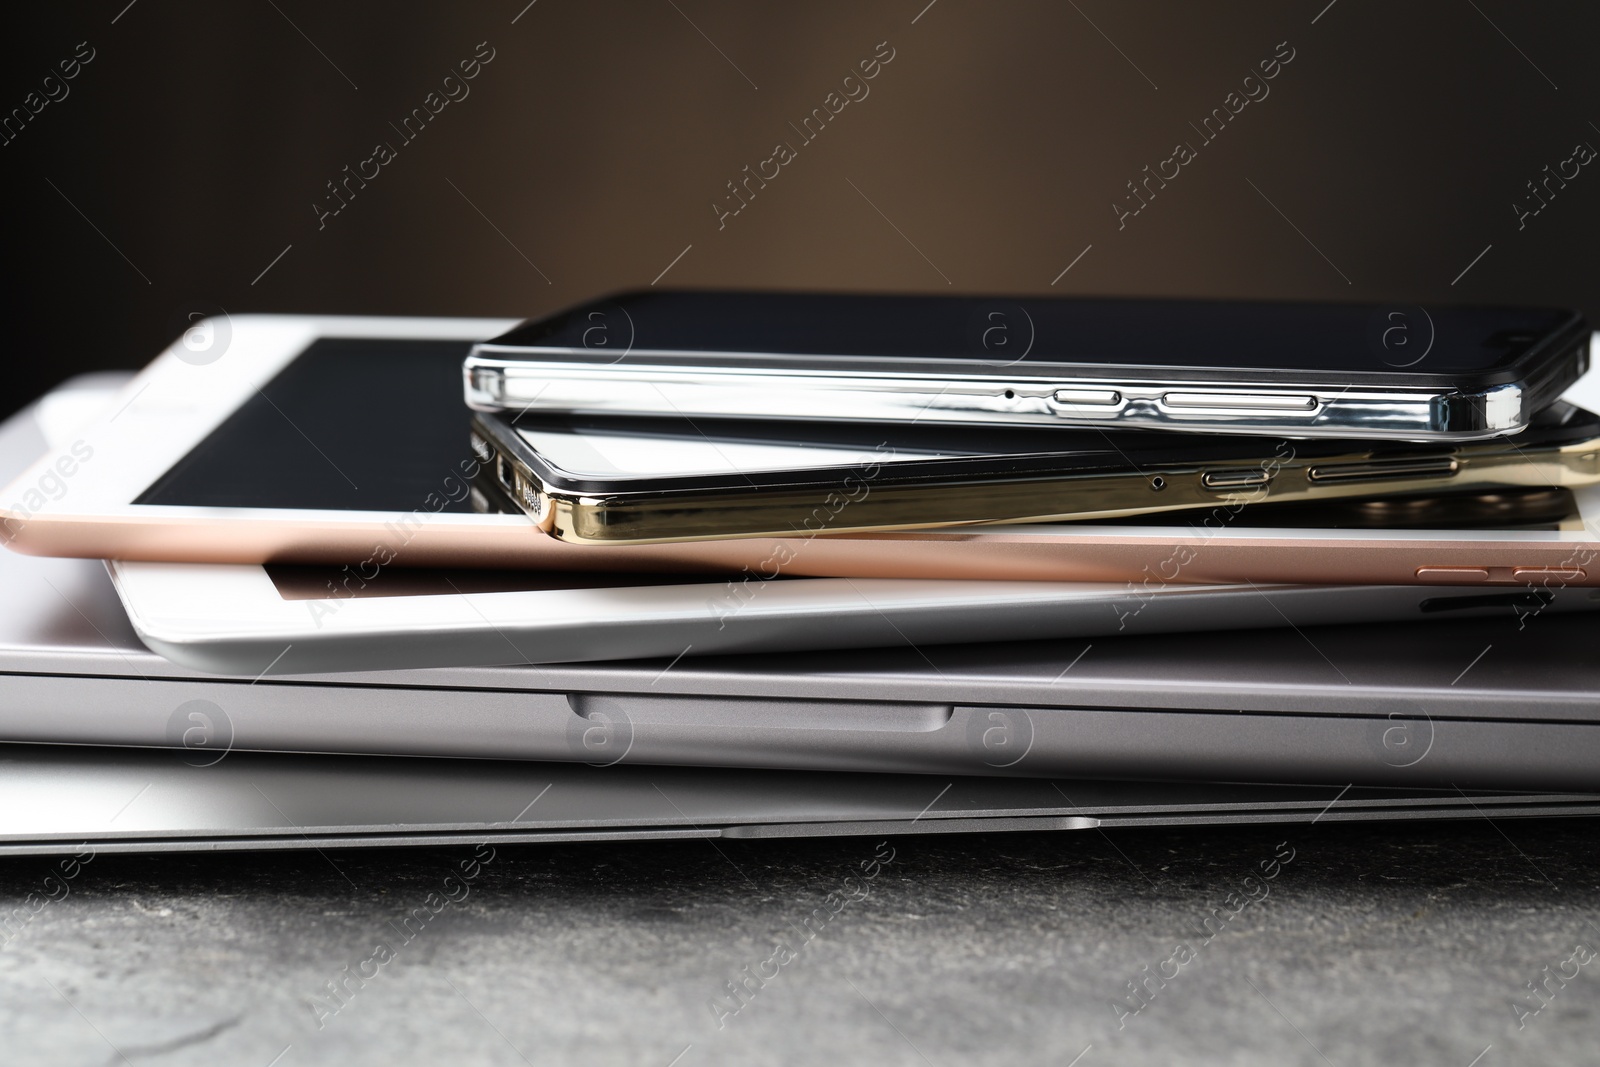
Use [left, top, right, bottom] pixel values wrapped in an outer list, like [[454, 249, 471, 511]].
[[4, 739, 1598, 858]]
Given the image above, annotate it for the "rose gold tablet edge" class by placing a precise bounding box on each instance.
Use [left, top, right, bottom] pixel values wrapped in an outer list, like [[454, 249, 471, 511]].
[[5, 510, 1598, 587]]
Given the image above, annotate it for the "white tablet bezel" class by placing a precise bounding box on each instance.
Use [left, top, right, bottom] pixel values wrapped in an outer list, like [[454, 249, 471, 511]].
[[4, 314, 527, 536]]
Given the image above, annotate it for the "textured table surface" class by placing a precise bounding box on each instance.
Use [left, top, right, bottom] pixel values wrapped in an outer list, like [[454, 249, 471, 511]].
[[1, 816, 1596, 1066]]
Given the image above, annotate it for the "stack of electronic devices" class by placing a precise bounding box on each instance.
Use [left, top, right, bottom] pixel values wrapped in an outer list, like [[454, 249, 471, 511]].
[[3, 291, 1600, 856]]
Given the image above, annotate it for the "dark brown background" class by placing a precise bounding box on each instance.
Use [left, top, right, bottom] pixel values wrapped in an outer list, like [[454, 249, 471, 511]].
[[4, 0, 1597, 418]]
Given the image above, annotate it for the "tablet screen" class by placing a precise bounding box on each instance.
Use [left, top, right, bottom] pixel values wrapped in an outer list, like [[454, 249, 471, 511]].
[[136, 339, 482, 512]]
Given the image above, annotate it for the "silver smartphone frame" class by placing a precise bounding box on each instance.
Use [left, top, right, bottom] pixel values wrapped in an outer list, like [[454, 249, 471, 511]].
[[465, 315, 1591, 441], [463, 355, 1520, 440]]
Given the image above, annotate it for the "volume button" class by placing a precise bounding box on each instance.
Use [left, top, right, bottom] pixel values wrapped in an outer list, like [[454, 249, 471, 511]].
[[1202, 469, 1272, 490], [1512, 567, 1586, 581], [1415, 566, 1490, 582], [1163, 392, 1319, 412], [1052, 388, 1122, 406]]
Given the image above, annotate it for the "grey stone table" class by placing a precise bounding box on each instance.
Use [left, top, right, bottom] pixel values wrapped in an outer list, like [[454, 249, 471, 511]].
[[1, 816, 1597, 1066]]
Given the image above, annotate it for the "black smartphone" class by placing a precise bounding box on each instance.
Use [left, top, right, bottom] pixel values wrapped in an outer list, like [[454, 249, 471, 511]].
[[464, 291, 1590, 441]]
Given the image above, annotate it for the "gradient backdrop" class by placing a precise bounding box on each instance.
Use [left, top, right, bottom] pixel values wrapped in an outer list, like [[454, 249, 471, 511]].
[[5, 1, 1597, 418]]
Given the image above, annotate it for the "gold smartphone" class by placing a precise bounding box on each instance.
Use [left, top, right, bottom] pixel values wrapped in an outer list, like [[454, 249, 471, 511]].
[[469, 404, 1600, 545]]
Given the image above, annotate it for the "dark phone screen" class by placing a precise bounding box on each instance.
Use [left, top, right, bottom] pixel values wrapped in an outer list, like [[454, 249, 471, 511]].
[[493, 292, 1574, 374]]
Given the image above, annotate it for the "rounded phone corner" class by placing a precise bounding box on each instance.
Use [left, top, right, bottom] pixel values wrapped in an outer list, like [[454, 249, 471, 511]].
[[1430, 382, 1531, 440]]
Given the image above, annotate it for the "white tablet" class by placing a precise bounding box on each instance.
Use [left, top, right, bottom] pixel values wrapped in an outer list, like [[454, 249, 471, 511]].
[[110, 555, 1600, 675]]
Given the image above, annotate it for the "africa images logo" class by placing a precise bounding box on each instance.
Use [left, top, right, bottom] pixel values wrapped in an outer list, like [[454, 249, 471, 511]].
[[166, 699, 234, 767]]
